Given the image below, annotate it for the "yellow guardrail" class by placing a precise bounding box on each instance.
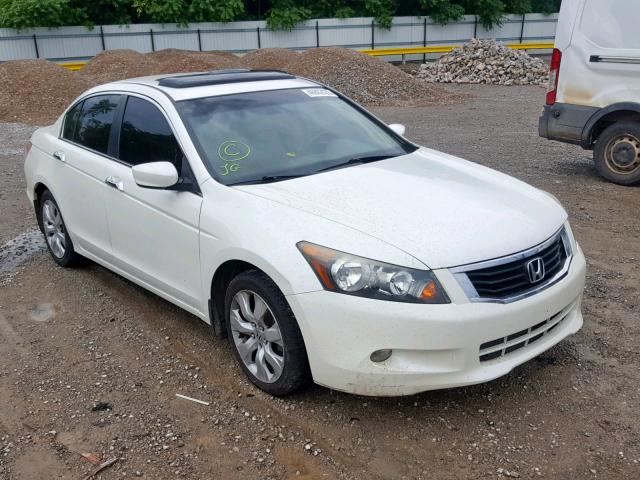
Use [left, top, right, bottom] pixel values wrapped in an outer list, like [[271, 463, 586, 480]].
[[59, 61, 87, 71], [359, 42, 554, 56]]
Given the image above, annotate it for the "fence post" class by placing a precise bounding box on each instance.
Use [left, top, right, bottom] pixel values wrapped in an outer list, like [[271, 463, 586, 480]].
[[150, 28, 155, 52], [256, 26, 261, 48], [197, 28, 202, 51], [423, 17, 427, 63], [473, 16, 478, 38], [32, 34, 40, 58], [371, 20, 375, 50], [316, 20, 320, 48], [519, 14, 526, 43]]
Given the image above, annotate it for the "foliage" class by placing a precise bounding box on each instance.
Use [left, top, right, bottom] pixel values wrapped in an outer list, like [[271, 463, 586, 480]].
[[0, 0, 561, 31], [419, 0, 464, 25], [0, 0, 86, 29], [265, 0, 311, 30]]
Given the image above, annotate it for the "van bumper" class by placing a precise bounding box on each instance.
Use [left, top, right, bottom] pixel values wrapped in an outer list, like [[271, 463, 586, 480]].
[[538, 103, 599, 148]]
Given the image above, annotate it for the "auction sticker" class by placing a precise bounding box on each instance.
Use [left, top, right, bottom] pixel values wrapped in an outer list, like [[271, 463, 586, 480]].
[[302, 88, 338, 98]]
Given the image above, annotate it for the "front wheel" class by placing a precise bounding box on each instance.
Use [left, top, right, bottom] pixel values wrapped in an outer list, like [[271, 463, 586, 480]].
[[593, 122, 640, 186], [224, 270, 310, 396]]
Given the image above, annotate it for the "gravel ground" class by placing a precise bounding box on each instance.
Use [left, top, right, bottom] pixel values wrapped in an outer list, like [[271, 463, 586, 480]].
[[1, 84, 639, 480]]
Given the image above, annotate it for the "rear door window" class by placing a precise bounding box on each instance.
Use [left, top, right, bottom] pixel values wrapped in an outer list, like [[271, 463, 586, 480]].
[[118, 96, 185, 172], [74, 95, 121, 155]]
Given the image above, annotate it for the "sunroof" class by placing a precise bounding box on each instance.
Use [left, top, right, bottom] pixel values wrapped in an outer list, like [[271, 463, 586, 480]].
[[157, 70, 295, 88]]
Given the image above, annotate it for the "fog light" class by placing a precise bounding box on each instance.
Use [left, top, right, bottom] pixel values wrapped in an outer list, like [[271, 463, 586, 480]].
[[370, 349, 392, 363]]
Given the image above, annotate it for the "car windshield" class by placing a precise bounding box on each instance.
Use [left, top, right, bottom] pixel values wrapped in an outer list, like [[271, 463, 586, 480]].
[[176, 88, 412, 185]]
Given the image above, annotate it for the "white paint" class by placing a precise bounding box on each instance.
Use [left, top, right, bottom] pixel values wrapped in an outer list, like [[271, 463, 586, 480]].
[[556, 0, 640, 107], [24, 76, 586, 396]]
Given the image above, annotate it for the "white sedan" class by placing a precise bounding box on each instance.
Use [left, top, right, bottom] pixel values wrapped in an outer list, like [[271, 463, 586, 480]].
[[24, 70, 586, 396]]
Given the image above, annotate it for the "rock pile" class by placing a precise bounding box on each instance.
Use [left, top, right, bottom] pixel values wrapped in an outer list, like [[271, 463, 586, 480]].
[[417, 39, 549, 86]]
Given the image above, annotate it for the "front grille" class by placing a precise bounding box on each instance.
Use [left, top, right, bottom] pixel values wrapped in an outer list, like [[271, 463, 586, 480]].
[[479, 308, 569, 362], [465, 232, 568, 300]]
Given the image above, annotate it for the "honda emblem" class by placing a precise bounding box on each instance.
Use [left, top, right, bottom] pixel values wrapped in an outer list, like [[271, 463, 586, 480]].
[[526, 257, 545, 283]]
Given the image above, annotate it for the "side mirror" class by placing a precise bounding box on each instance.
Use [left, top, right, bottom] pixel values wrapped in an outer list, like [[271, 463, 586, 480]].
[[388, 123, 406, 136], [132, 161, 179, 189]]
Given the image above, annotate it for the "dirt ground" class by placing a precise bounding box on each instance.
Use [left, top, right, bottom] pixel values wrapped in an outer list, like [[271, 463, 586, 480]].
[[1, 84, 639, 480]]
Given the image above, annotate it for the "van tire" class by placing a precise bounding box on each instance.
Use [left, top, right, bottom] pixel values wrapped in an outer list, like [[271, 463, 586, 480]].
[[594, 122, 640, 186]]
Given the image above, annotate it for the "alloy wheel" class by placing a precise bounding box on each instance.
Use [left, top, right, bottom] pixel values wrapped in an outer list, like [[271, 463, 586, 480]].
[[229, 290, 285, 383], [42, 199, 66, 258]]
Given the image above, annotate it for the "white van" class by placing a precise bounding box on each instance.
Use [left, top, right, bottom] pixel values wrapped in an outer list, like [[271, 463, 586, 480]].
[[539, 0, 640, 185]]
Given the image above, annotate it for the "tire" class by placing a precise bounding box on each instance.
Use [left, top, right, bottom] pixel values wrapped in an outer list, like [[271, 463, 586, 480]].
[[39, 190, 83, 267], [593, 122, 640, 186], [224, 270, 310, 396]]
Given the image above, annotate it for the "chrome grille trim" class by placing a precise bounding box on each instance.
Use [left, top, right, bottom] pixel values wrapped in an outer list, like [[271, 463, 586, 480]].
[[451, 227, 573, 304]]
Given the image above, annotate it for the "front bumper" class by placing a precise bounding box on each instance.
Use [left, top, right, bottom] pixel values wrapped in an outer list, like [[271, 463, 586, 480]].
[[287, 245, 586, 396]]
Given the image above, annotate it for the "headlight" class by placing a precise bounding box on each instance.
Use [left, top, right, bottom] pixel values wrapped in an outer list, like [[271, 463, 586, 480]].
[[297, 241, 450, 304]]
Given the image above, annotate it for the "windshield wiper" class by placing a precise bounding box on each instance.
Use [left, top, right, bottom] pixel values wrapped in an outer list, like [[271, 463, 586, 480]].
[[315, 155, 396, 173], [228, 174, 305, 186]]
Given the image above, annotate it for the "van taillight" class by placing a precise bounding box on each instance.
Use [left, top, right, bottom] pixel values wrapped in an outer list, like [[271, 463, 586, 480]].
[[546, 48, 562, 105]]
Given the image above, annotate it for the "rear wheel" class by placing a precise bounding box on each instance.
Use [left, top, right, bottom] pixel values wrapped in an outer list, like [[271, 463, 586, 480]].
[[39, 190, 82, 267], [224, 270, 310, 396], [594, 122, 640, 186]]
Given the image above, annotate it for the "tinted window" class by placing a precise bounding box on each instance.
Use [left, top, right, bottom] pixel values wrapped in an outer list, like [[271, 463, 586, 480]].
[[119, 97, 184, 168], [62, 101, 83, 142], [75, 95, 120, 154]]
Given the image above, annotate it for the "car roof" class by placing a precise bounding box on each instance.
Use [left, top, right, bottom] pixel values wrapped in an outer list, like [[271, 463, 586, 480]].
[[99, 69, 322, 102]]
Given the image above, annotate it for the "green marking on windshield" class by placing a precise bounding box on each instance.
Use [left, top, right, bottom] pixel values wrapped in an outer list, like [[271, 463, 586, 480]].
[[218, 140, 251, 175]]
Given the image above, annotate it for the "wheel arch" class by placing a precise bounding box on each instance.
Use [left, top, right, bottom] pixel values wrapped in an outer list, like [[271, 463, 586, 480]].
[[209, 259, 293, 339], [583, 103, 640, 147], [33, 181, 50, 233]]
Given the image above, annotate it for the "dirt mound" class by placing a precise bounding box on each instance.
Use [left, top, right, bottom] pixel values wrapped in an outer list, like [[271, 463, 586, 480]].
[[241, 48, 300, 70], [147, 49, 243, 74], [0, 60, 91, 125], [0, 47, 460, 125], [80, 49, 159, 84], [82, 48, 244, 84], [243, 47, 457, 106]]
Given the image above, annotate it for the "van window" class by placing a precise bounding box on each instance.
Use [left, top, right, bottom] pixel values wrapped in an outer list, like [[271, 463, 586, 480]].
[[581, 0, 640, 49], [119, 96, 184, 170], [74, 95, 121, 155]]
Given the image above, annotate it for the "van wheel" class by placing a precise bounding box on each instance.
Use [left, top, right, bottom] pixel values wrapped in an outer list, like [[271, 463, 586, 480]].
[[224, 270, 310, 396], [594, 122, 640, 186], [39, 190, 82, 267]]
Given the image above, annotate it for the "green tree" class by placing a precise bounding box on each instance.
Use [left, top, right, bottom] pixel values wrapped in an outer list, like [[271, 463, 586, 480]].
[[0, 0, 561, 31], [0, 0, 86, 28]]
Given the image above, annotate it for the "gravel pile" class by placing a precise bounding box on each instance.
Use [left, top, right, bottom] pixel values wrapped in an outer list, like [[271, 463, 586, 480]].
[[0, 46, 459, 125], [241, 48, 300, 71], [81, 48, 243, 84], [242, 47, 458, 106], [417, 39, 549, 86], [0, 60, 91, 125]]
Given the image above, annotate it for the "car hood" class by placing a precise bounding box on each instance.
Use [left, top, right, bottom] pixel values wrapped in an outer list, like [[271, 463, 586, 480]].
[[234, 148, 567, 269]]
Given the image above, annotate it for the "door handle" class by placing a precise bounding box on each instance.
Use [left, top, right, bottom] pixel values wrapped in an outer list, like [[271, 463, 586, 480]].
[[105, 176, 124, 192], [52, 150, 66, 163]]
